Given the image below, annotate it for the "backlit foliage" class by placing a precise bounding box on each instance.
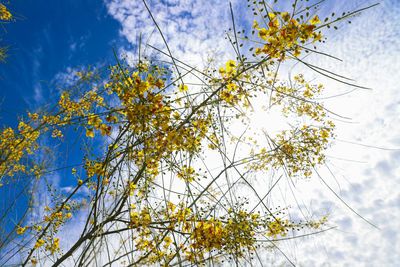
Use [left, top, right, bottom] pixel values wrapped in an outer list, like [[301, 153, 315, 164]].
[[0, 0, 374, 266]]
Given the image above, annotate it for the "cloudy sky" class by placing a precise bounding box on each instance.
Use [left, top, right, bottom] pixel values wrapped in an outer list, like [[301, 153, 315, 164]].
[[0, 0, 399, 266]]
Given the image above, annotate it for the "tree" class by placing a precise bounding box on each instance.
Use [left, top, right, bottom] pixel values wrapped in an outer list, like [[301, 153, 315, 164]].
[[0, 0, 377, 266]]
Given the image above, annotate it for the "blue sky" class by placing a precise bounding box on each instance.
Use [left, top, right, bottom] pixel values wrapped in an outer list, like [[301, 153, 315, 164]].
[[0, 0, 123, 249], [1, 0, 399, 266], [0, 0, 122, 125]]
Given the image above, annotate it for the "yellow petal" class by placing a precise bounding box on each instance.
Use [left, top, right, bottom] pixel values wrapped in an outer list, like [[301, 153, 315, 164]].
[[310, 15, 321, 25], [86, 128, 95, 138], [178, 84, 188, 92]]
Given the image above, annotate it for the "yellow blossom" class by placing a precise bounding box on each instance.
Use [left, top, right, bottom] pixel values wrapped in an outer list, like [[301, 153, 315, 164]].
[[34, 239, 45, 249], [281, 12, 290, 22], [178, 84, 188, 92], [86, 128, 95, 138], [177, 165, 196, 182], [16, 226, 27, 235], [266, 218, 288, 238], [0, 4, 12, 21], [310, 15, 321, 25], [51, 129, 63, 138], [225, 60, 237, 75]]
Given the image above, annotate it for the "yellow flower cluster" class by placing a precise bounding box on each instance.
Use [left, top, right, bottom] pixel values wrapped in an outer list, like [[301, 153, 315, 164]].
[[185, 209, 261, 262], [15, 204, 73, 259], [162, 202, 193, 232], [273, 74, 326, 120], [219, 59, 237, 78], [57, 90, 111, 138], [84, 160, 106, 178], [34, 239, 45, 249], [118, 197, 328, 265], [178, 83, 188, 92], [249, 74, 334, 177], [28, 204, 74, 255], [130, 208, 152, 228], [251, 123, 334, 177], [253, 12, 322, 59], [45, 237, 60, 254], [217, 60, 250, 106], [190, 219, 225, 251], [266, 218, 289, 238], [0, 121, 42, 181], [101, 63, 214, 185], [16, 226, 27, 235], [43, 205, 73, 227], [223, 210, 260, 254], [177, 165, 197, 182], [104, 64, 165, 98], [0, 4, 12, 21]]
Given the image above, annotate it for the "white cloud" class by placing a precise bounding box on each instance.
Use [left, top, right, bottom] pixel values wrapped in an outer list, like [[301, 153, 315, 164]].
[[52, 67, 80, 88], [105, 0, 250, 66]]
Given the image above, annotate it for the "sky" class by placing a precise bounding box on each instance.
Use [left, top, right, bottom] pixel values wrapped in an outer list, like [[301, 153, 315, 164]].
[[0, 0, 399, 266], [0, 0, 123, 124], [0, 0, 123, 245]]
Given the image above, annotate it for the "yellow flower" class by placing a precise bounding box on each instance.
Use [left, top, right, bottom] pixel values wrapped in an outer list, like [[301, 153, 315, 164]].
[[313, 31, 323, 42], [87, 114, 102, 127], [320, 128, 330, 139], [47, 237, 60, 254], [225, 60, 236, 75], [163, 236, 172, 248], [34, 239, 45, 249], [281, 12, 290, 22], [106, 115, 118, 123], [99, 124, 111, 136], [128, 182, 137, 195], [266, 219, 289, 238], [310, 15, 321, 25], [218, 67, 226, 77], [28, 112, 39, 121], [155, 78, 165, 89], [178, 84, 188, 92], [252, 20, 259, 29], [16, 226, 27, 235], [51, 129, 63, 138], [293, 46, 301, 57], [258, 28, 268, 40], [268, 12, 276, 21], [30, 258, 38, 265], [86, 128, 95, 138], [177, 165, 196, 182], [0, 4, 12, 21]]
